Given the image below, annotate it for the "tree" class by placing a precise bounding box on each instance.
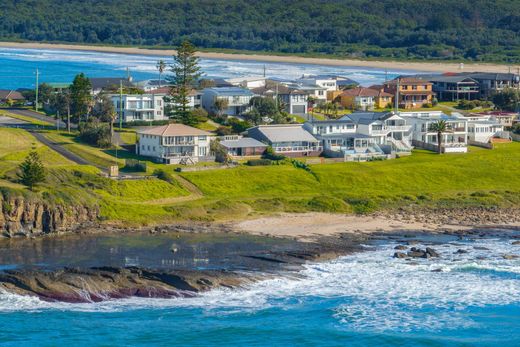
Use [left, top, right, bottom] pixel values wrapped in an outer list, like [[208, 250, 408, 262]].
[[18, 151, 46, 190], [492, 88, 520, 112], [166, 40, 202, 126], [92, 94, 117, 137], [213, 98, 229, 118], [52, 89, 72, 132], [70, 73, 93, 123], [429, 120, 448, 154], [156, 60, 166, 88], [210, 139, 230, 164], [249, 96, 278, 120]]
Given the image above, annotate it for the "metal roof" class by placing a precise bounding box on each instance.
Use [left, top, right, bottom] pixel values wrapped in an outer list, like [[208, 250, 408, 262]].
[[252, 125, 319, 142], [204, 87, 254, 96], [220, 137, 267, 148]]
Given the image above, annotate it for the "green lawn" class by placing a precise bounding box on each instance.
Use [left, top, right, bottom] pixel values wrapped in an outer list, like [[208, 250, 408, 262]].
[[0, 128, 73, 176]]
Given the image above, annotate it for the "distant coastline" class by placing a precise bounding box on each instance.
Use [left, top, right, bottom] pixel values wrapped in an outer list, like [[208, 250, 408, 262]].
[[0, 41, 517, 74]]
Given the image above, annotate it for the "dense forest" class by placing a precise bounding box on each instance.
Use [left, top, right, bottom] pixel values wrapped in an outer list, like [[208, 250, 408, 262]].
[[1, 0, 520, 63]]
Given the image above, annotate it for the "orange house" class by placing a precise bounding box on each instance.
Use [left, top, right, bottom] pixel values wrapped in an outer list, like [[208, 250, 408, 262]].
[[384, 78, 434, 109]]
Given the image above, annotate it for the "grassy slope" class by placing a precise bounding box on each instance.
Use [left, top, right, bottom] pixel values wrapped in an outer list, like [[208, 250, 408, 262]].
[[0, 110, 53, 127], [1, 127, 519, 226]]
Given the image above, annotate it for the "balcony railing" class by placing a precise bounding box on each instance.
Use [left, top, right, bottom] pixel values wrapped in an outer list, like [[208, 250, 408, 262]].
[[274, 146, 322, 152], [386, 125, 411, 132]]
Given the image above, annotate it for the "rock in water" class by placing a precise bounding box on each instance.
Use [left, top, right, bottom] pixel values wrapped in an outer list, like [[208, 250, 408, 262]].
[[394, 245, 408, 250], [425, 247, 440, 257], [393, 252, 407, 259]]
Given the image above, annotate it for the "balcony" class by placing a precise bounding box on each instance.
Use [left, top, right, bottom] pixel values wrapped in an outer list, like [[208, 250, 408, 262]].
[[386, 125, 411, 132], [274, 146, 322, 153]]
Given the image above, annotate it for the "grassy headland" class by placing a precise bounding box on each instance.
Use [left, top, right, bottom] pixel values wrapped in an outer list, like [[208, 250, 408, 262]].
[[1, 126, 519, 228]]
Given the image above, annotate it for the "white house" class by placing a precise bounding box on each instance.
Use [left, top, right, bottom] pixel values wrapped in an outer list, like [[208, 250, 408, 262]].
[[400, 111, 468, 153], [110, 93, 168, 122], [303, 111, 412, 160], [297, 75, 338, 92], [136, 124, 214, 164], [201, 87, 254, 116]]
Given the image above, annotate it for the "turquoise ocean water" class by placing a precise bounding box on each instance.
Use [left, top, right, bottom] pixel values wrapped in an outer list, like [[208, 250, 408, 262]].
[[0, 47, 411, 90], [1, 236, 519, 346]]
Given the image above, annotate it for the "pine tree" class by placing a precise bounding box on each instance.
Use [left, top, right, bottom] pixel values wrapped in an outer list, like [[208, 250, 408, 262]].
[[166, 41, 202, 126], [18, 152, 46, 190]]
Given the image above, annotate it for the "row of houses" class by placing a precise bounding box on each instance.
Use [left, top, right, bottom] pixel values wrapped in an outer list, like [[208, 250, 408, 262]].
[[135, 110, 515, 164]]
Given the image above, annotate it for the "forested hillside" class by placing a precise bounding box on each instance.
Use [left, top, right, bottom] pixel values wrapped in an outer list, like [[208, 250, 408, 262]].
[[1, 0, 520, 62]]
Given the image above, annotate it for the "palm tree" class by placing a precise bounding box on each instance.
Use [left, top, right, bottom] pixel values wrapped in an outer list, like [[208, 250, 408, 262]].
[[156, 60, 166, 88], [429, 120, 448, 154]]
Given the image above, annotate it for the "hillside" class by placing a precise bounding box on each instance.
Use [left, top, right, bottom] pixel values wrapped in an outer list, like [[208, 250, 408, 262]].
[[1, 0, 520, 63]]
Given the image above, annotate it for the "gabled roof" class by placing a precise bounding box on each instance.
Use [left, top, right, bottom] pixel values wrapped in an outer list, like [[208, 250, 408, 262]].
[[251, 84, 306, 96], [341, 87, 391, 97], [220, 137, 267, 148], [251, 125, 318, 142], [137, 124, 212, 137], [386, 77, 433, 85], [461, 72, 518, 81], [0, 90, 24, 100]]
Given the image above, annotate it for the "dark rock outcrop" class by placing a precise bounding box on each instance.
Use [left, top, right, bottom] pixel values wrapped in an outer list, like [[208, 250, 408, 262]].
[[0, 267, 248, 303], [0, 194, 98, 237]]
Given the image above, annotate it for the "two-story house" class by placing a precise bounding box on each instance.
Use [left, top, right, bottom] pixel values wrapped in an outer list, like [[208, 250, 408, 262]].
[[461, 72, 520, 98], [201, 87, 254, 116], [340, 88, 393, 110], [400, 111, 468, 153], [251, 83, 308, 115], [110, 93, 167, 122], [136, 124, 214, 164], [417, 74, 480, 101], [384, 78, 434, 109]]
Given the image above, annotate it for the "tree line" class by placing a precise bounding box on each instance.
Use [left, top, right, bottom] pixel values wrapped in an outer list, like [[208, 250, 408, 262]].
[[1, 0, 520, 62]]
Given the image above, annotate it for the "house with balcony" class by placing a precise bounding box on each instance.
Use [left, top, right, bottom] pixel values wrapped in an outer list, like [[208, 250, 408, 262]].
[[460, 72, 520, 98], [110, 93, 167, 122], [384, 78, 434, 109], [466, 117, 507, 144], [251, 83, 308, 115], [247, 124, 321, 157], [303, 112, 411, 160], [420, 74, 480, 101], [201, 87, 254, 116], [400, 111, 468, 153], [136, 124, 214, 164]]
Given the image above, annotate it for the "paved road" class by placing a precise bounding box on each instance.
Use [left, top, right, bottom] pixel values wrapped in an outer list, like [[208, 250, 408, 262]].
[[4, 107, 76, 129], [29, 131, 91, 166]]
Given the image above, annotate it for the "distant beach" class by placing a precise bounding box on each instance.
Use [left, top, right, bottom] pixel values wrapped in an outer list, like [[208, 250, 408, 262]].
[[0, 41, 517, 74]]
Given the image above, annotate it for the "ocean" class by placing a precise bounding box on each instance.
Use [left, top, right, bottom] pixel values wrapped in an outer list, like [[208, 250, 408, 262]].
[[0, 47, 415, 90], [1, 234, 519, 346]]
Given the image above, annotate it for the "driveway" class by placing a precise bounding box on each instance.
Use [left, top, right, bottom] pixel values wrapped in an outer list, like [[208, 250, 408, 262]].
[[4, 107, 76, 129], [30, 131, 91, 166]]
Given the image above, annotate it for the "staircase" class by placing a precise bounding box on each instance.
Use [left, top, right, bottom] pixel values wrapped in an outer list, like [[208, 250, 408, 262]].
[[387, 137, 412, 153]]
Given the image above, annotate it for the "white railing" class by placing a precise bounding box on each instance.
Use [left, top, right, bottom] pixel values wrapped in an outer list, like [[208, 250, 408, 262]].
[[274, 146, 322, 152], [386, 125, 411, 132]]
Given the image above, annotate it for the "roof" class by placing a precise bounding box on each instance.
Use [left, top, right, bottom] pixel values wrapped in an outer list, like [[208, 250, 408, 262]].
[[461, 72, 519, 81], [0, 90, 24, 100], [386, 77, 433, 85], [203, 87, 254, 96], [220, 137, 267, 148], [341, 87, 392, 98], [341, 111, 393, 125], [90, 77, 134, 90], [137, 123, 212, 137], [252, 125, 318, 142], [251, 84, 306, 96]]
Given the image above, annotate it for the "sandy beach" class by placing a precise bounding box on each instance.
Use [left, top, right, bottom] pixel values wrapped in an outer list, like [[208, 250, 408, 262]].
[[233, 213, 467, 241], [0, 41, 518, 73]]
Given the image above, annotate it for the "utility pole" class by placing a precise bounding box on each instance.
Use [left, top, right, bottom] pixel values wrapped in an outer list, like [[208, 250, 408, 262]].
[[395, 78, 400, 114], [119, 80, 123, 130], [34, 68, 39, 112], [56, 110, 60, 131]]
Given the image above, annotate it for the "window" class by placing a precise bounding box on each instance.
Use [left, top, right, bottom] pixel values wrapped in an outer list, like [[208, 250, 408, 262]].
[[402, 85, 408, 90], [412, 85, 418, 90], [198, 136, 207, 141]]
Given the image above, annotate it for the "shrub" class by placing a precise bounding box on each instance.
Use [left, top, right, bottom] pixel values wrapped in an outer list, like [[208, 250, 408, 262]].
[[124, 120, 170, 127], [262, 146, 286, 161], [227, 118, 252, 133], [153, 169, 175, 184], [345, 198, 378, 214], [246, 159, 272, 166], [191, 108, 208, 123], [79, 120, 111, 148], [216, 126, 232, 136]]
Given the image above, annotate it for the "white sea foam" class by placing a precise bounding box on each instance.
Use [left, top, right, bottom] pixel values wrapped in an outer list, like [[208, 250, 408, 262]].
[[0, 47, 416, 85], [0, 238, 518, 331]]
